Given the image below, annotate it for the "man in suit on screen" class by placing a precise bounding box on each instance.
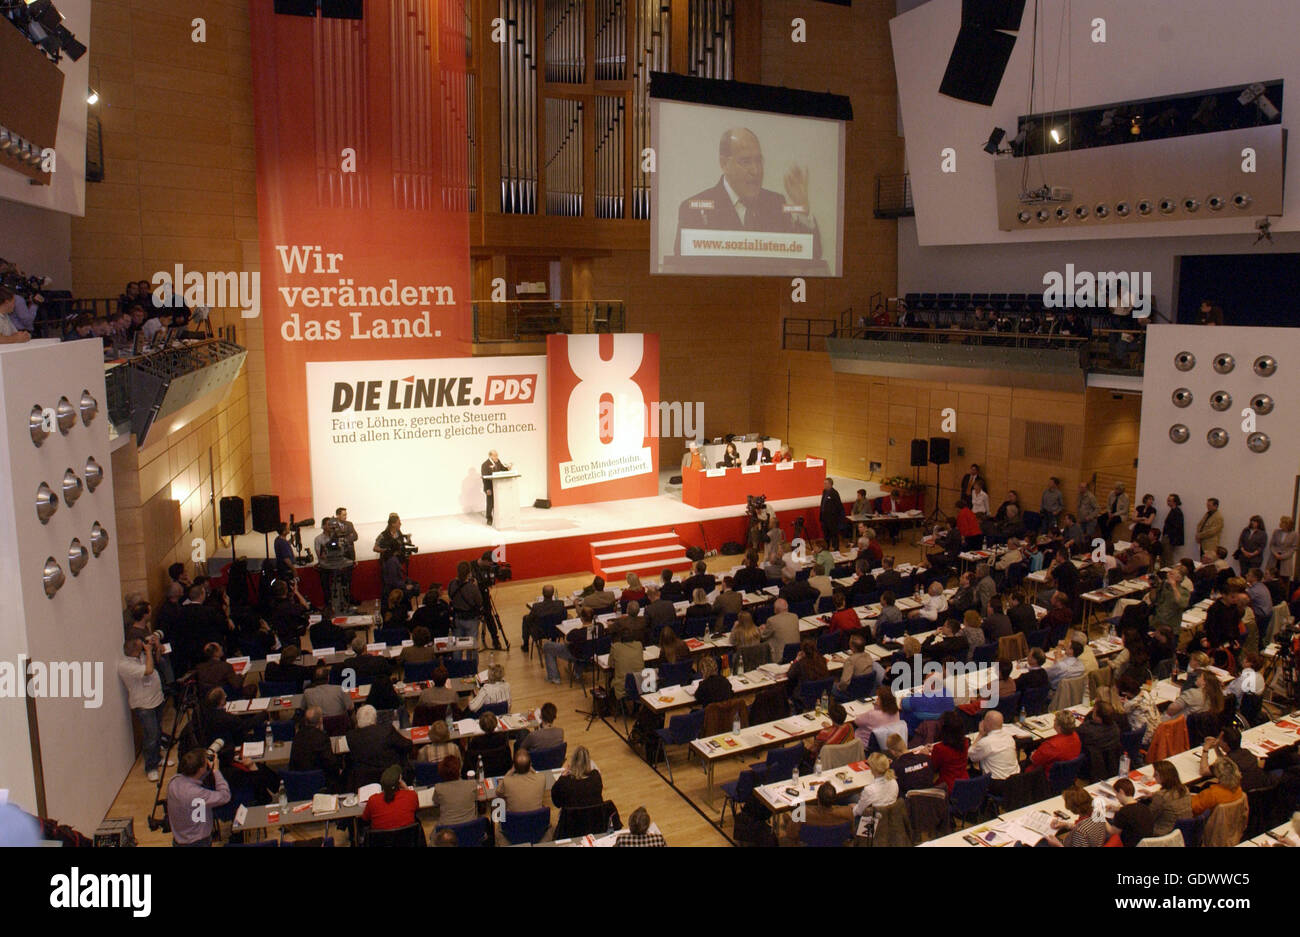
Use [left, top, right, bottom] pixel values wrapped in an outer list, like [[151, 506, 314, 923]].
[[673, 128, 821, 259]]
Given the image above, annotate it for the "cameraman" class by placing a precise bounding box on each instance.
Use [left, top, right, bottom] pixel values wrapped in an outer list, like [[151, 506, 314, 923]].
[[0, 287, 32, 345], [448, 561, 486, 656], [373, 513, 407, 557], [165, 747, 231, 847], [332, 507, 359, 559], [472, 551, 506, 650], [314, 518, 356, 615], [380, 547, 419, 617]]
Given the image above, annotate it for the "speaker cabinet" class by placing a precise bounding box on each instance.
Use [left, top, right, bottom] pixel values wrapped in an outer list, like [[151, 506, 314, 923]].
[[910, 439, 929, 468], [929, 436, 951, 465], [219, 496, 246, 537], [250, 494, 281, 534]]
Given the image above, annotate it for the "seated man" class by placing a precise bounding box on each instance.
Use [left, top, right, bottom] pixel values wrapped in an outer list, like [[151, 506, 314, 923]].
[[265, 645, 313, 688], [608, 601, 647, 645], [303, 665, 354, 719], [778, 570, 818, 608], [1044, 640, 1086, 690], [517, 702, 564, 754], [332, 635, 394, 687], [874, 557, 905, 596], [834, 634, 883, 700], [681, 560, 716, 597], [579, 576, 617, 614], [542, 607, 599, 686], [194, 642, 243, 699], [497, 749, 546, 814], [309, 615, 350, 654], [523, 584, 567, 651], [289, 706, 343, 789], [344, 704, 413, 790]]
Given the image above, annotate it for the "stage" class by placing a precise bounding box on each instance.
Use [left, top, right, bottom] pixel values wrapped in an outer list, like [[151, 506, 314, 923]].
[[222, 471, 890, 600]]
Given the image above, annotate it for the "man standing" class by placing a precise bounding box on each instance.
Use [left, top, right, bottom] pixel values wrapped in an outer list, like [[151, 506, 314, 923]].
[[1040, 477, 1064, 530], [118, 633, 167, 781], [1162, 494, 1185, 566], [1076, 483, 1101, 538], [481, 449, 510, 525], [449, 561, 488, 654], [819, 479, 845, 551], [1196, 497, 1224, 557]]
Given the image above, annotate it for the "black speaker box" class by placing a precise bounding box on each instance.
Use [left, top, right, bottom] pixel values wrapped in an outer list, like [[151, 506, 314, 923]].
[[251, 494, 282, 534], [939, 25, 1018, 106], [533, 499, 552, 509], [929, 436, 951, 465], [910, 438, 929, 468], [219, 496, 246, 537], [961, 0, 1027, 30]]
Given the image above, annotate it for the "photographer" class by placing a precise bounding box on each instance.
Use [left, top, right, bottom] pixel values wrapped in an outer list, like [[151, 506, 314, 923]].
[[373, 513, 407, 557], [314, 517, 356, 615], [165, 747, 231, 847], [0, 287, 32, 345], [472, 551, 508, 650], [448, 561, 486, 656]]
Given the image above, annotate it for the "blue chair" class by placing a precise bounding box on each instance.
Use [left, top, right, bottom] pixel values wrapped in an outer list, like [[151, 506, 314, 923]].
[[949, 773, 991, 827], [836, 671, 879, 702], [751, 605, 774, 626], [444, 658, 477, 678], [1048, 753, 1086, 794], [279, 769, 326, 801], [791, 600, 816, 618], [972, 642, 999, 664], [1120, 727, 1145, 769], [365, 823, 425, 847], [1026, 628, 1050, 651], [798, 821, 853, 847], [501, 807, 551, 845], [719, 612, 739, 633], [780, 642, 801, 664], [904, 616, 933, 635], [374, 627, 409, 647], [1021, 685, 1051, 716], [993, 691, 1021, 723], [403, 660, 437, 683], [797, 677, 835, 712], [620, 672, 642, 733], [282, 836, 334, 847], [817, 631, 847, 655], [1174, 812, 1208, 849], [680, 616, 710, 639], [436, 816, 493, 846], [528, 742, 567, 771], [658, 660, 696, 688], [795, 568, 812, 581], [479, 700, 509, 717], [815, 595, 835, 614], [413, 761, 440, 786], [901, 693, 954, 735], [534, 611, 566, 644], [270, 719, 295, 742], [653, 709, 707, 782], [259, 680, 298, 697], [719, 769, 756, 826], [752, 743, 807, 785], [879, 619, 906, 640]]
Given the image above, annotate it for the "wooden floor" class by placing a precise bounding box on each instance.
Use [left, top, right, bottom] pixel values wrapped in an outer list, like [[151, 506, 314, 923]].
[[109, 552, 856, 846]]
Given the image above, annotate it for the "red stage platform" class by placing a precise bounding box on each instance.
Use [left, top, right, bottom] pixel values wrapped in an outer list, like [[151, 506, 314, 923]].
[[681, 459, 827, 509]]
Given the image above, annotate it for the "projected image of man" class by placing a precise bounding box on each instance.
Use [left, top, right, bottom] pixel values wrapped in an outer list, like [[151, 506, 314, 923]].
[[674, 128, 821, 259]]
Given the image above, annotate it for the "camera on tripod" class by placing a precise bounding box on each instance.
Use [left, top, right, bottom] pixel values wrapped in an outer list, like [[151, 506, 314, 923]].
[[399, 533, 419, 558], [473, 551, 512, 587]]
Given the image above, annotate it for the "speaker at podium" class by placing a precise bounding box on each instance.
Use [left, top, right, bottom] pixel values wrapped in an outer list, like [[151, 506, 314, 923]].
[[487, 470, 523, 530]]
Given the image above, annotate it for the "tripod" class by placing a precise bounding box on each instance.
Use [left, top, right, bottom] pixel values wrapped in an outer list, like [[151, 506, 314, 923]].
[[480, 588, 511, 652], [923, 461, 948, 525], [146, 677, 198, 835]]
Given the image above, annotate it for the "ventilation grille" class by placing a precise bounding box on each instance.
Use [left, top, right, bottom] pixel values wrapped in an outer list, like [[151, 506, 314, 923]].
[[1024, 420, 1065, 462]]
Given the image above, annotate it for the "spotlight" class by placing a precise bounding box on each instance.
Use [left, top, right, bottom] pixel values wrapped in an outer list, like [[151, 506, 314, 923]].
[[984, 127, 1007, 155], [1171, 388, 1193, 408], [1016, 211, 1032, 224], [1233, 192, 1253, 210], [86, 89, 99, 106], [1250, 394, 1274, 414], [1159, 198, 1176, 214], [1247, 432, 1271, 454], [1213, 353, 1236, 374], [1183, 198, 1200, 213], [1169, 424, 1189, 444], [1207, 195, 1225, 211], [68, 539, 88, 577], [1174, 351, 1196, 371], [1094, 204, 1110, 219], [1254, 355, 1277, 377], [1206, 427, 1230, 449], [1049, 127, 1064, 145], [1137, 200, 1153, 216], [42, 557, 65, 599], [1210, 390, 1233, 412], [90, 521, 109, 557], [1114, 202, 1131, 217], [1074, 205, 1090, 219], [1129, 116, 1142, 136]]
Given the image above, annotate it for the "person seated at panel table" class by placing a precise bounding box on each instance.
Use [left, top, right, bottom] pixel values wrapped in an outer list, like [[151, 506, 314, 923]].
[[853, 684, 902, 747], [498, 749, 546, 814], [778, 570, 818, 608], [773, 444, 795, 463], [851, 489, 870, 517], [618, 573, 647, 609], [746, 440, 773, 465], [784, 782, 855, 845], [466, 664, 512, 714], [720, 441, 742, 468], [409, 586, 453, 641], [642, 586, 676, 639], [811, 539, 835, 577], [801, 700, 854, 772]]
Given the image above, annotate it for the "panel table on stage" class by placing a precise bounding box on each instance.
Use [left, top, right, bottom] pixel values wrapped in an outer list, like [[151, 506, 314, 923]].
[[681, 459, 827, 509], [699, 437, 782, 468]]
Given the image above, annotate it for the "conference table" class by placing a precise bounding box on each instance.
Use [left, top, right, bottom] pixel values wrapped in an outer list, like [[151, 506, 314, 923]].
[[699, 437, 782, 468], [240, 636, 477, 677], [924, 708, 1300, 847], [681, 458, 827, 509]]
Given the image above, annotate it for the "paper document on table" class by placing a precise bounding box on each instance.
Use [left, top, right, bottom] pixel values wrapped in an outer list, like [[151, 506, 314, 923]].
[[248, 697, 271, 711], [356, 783, 381, 802], [455, 719, 480, 736], [241, 741, 265, 759], [312, 794, 339, 816]]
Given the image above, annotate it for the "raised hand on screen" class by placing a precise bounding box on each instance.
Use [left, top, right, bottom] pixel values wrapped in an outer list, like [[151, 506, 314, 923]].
[[783, 164, 810, 213]]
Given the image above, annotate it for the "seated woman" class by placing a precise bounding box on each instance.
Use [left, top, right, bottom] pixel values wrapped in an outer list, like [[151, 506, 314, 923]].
[[852, 753, 899, 816], [927, 711, 970, 793], [786, 638, 829, 703], [1046, 782, 1109, 847], [1028, 710, 1082, 774], [549, 745, 603, 810], [466, 663, 511, 713], [362, 764, 419, 831], [729, 612, 771, 671], [686, 588, 714, 622], [854, 685, 903, 747], [692, 655, 734, 707], [1148, 760, 1193, 835], [720, 441, 741, 468], [620, 572, 646, 608], [773, 444, 795, 463], [1191, 755, 1246, 817], [784, 781, 854, 844], [812, 539, 835, 576], [416, 719, 460, 766], [432, 754, 479, 826], [803, 700, 854, 771], [658, 626, 689, 664]]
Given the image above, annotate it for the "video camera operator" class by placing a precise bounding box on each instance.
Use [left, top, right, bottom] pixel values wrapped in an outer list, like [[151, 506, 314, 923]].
[[373, 513, 408, 557], [314, 517, 357, 615], [380, 547, 420, 617], [449, 560, 487, 656]]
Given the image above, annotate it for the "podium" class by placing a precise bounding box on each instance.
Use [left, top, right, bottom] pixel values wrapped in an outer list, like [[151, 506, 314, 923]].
[[488, 471, 523, 530]]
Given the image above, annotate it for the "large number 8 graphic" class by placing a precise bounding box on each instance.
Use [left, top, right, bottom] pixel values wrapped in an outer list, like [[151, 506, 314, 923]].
[[566, 336, 646, 466]]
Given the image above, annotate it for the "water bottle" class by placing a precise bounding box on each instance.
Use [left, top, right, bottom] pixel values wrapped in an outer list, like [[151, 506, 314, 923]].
[[732, 714, 741, 736], [264, 721, 273, 751], [792, 765, 800, 785], [814, 755, 823, 776], [445, 708, 455, 734], [735, 651, 745, 677], [477, 754, 485, 780], [1118, 751, 1131, 776], [277, 780, 288, 809]]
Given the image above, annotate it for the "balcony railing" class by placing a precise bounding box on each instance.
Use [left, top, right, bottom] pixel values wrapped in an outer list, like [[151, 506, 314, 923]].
[[874, 174, 913, 218], [471, 299, 626, 342]]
